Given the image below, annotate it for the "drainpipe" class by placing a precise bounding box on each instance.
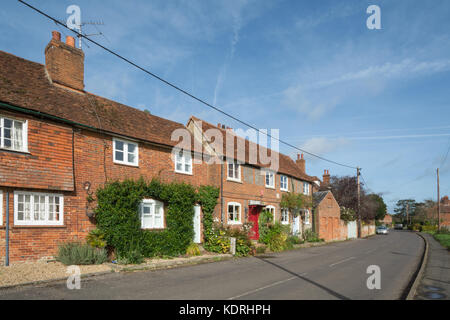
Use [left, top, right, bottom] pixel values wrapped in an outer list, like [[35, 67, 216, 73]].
[[5, 191, 10, 266]]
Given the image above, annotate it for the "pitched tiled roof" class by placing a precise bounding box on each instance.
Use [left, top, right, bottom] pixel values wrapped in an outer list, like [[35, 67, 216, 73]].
[[0, 50, 189, 148], [189, 116, 316, 182], [313, 191, 330, 206]]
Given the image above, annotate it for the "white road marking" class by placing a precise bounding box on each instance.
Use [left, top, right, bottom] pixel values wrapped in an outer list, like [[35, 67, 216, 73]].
[[329, 257, 355, 267], [227, 275, 305, 300]]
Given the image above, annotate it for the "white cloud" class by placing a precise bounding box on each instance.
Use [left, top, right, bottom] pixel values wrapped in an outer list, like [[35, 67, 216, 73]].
[[300, 137, 350, 163]]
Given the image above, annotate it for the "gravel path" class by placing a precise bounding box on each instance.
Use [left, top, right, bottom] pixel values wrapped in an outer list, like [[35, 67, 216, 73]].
[[0, 261, 111, 287]]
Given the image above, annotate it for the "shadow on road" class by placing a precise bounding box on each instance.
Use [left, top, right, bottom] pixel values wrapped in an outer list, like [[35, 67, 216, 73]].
[[255, 256, 351, 300]]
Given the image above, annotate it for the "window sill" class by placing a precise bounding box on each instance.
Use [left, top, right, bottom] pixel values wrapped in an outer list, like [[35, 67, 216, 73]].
[[226, 178, 243, 184], [0, 148, 30, 155], [175, 170, 193, 176], [280, 189, 289, 192], [281, 222, 290, 225], [113, 161, 139, 168], [8, 225, 66, 229], [227, 222, 242, 225], [265, 185, 275, 190], [141, 228, 165, 231]]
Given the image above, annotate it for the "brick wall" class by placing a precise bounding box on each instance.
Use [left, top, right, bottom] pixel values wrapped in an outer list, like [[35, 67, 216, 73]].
[[316, 192, 347, 242], [0, 112, 216, 263], [0, 110, 74, 191]]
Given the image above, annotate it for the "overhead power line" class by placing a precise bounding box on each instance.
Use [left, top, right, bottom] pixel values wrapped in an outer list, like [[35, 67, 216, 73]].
[[18, 0, 358, 170]]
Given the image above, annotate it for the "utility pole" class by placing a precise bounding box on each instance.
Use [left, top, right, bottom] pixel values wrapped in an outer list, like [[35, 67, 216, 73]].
[[406, 202, 409, 226], [437, 168, 441, 231], [357, 167, 361, 238]]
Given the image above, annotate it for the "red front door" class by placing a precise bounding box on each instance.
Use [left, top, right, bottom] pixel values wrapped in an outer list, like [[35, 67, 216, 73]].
[[248, 205, 262, 240]]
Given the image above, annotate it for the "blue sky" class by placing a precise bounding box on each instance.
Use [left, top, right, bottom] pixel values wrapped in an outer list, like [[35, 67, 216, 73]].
[[2, 0, 450, 212]]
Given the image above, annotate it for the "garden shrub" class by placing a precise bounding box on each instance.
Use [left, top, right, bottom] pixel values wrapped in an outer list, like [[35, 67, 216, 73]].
[[226, 226, 252, 257], [258, 209, 274, 244], [186, 243, 201, 256], [94, 178, 216, 259], [57, 241, 108, 265], [86, 228, 107, 248], [303, 229, 322, 243]]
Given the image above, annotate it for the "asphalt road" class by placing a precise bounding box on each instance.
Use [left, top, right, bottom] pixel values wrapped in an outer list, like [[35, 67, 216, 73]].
[[0, 230, 424, 300]]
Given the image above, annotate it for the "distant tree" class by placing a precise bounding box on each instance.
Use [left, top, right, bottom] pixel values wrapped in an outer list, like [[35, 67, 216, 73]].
[[394, 199, 417, 224], [368, 194, 387, 221], [328, 175, 375, 222]]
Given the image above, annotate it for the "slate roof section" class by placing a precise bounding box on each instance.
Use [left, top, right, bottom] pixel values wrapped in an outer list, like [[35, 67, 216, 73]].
[[0, 50, 189, 148], [313, 191, 330, 206]]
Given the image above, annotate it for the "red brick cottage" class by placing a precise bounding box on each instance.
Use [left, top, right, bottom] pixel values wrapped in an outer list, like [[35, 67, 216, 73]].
[[0, 32, 218, 263], [187, 117, 317, 240]]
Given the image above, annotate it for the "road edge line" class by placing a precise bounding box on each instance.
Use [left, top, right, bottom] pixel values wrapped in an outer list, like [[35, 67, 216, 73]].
[[404, 232, 429, 300]]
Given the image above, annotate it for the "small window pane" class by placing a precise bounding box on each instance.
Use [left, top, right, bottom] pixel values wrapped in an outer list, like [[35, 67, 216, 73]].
[[115, 140, 124, 151], [115, 151, 124, 161]]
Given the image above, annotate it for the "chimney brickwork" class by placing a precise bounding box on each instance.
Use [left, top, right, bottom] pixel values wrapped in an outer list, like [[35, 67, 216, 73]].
[[45, 31, 84, 91]]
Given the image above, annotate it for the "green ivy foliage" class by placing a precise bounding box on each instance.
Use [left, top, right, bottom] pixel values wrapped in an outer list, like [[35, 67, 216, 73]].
[[196, 185, 220, 250], [94, 178, 216, 259]]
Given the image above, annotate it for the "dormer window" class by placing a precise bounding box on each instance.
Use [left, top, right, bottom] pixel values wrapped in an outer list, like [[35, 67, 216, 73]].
[[0, 116, 27, 152]]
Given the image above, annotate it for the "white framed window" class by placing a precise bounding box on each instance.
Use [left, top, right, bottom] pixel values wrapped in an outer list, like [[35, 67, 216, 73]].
[[175, 149, 192, 175], [281, 208, 289, 225], [266, 205, 276, 222], [113, 137, 138, 166], [140, 199, 164, 229], [280, 175, 288, 191], [227, 161, 241, 182], [0, 191, 2, 226], [0, 116, 28, 152], [265, 170, 275, 188], [14, 191, 64, 226], [227, 202, 241, 224], [304, 209, 310, 224], [303, 182, 310, 195]]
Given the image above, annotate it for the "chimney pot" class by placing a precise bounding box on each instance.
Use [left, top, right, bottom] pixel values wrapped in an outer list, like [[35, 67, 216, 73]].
[[66, 36, 75, 48], [217, 123, 221, 128], [52, 31, 61, 41]]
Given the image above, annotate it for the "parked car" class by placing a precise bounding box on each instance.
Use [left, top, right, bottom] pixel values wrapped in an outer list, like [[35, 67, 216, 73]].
[[394, 224, 403, 230], [376, 226, 389, 235]]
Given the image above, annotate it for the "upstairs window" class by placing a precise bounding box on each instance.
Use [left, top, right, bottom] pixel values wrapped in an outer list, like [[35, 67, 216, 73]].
[[227, 202, 241, 224], [281, 208, 289, 225], [113, 138, 138, 166], [227, 161, 241, 182], [140, 199, 164, 229], [175, 149, 192, 174], [14, 192, 64, 226], [280, 175, 288, 191], [0, 116, 27, 152], [303, 182, 310, 195], [265, 170, 275, 188]]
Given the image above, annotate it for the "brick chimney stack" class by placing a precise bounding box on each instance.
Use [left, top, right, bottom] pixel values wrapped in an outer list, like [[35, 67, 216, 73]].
[[323, 169, 331, 187], [45, 31, 85, 91], [296, 153, 305, 173]]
